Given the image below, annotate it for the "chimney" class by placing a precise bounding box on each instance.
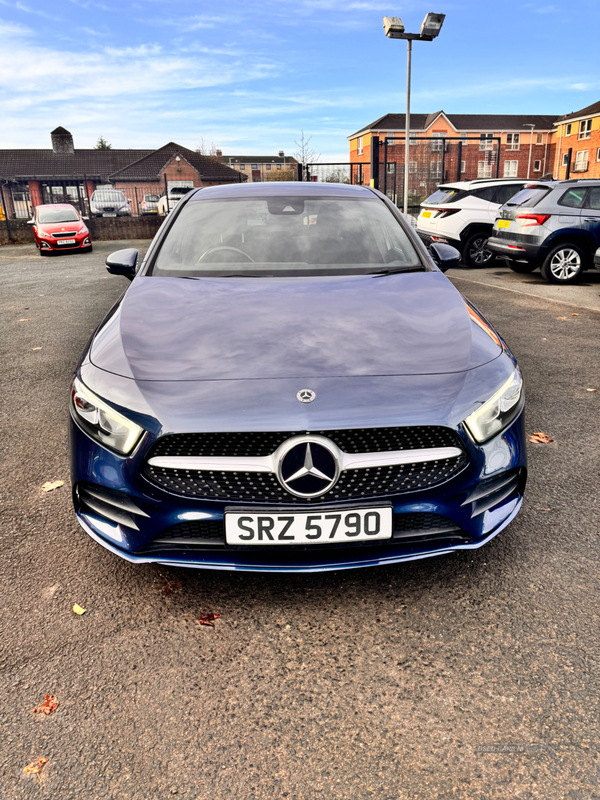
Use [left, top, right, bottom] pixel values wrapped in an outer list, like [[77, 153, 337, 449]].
[[216, 149, 223, 159], [278, 150, 284, 158], [51, 126, 74, 155]]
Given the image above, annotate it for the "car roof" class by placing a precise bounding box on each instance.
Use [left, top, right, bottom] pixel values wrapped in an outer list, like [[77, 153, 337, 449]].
[[188, 181, 377, 201], [36, 203, 78, 210]]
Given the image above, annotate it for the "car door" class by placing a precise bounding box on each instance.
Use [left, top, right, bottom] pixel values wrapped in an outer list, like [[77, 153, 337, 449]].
[[581, 186, 600, 249]]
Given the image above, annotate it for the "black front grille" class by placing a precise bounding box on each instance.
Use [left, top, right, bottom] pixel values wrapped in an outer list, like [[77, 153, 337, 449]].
[[147, 426, 464, 459], [144, 456, 466, 504], [136, 512, 469, 554], [52, 231, 77, 238]]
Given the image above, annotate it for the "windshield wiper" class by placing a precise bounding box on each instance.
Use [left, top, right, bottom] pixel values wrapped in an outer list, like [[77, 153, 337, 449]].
[[369, 266, 424, 276]]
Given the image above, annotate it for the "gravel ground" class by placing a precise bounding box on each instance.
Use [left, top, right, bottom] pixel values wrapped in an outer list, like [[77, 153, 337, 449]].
[[1, 240, 599, 800]]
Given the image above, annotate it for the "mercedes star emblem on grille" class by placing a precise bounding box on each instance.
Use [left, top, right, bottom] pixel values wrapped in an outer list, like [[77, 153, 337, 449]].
[[296, 389, 316, 403], [277, 438, 339, 498]]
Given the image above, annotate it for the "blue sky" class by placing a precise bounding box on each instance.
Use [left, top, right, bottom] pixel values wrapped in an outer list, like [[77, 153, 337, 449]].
[[0, 0, 599, 160]]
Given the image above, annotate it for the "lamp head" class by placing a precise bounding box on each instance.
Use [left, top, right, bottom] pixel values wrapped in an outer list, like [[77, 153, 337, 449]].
[[420, 12, 445, 40], [383, 16, 405, 38]]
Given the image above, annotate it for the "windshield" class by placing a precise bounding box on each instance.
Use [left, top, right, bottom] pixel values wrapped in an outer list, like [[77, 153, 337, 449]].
[[37, 207, 80, 224], [151, 196, 423, 277], [91, 191, 126, 203], [144, 195, 159, 202], [423, 187, 464, 205]]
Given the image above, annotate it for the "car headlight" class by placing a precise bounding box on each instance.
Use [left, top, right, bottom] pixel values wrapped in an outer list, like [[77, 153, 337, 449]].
[[464, 369, 523, 443], [71, 377, 143, 455]]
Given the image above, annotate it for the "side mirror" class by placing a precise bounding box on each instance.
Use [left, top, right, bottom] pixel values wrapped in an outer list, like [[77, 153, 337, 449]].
[[27, 219, 35, 225], [106, 248, 139, 280], [595, 247, 600, 268], [429, 242, 461, 272]]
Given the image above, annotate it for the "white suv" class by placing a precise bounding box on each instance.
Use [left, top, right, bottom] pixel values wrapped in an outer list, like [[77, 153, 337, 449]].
[[416, 178, 530, 268]]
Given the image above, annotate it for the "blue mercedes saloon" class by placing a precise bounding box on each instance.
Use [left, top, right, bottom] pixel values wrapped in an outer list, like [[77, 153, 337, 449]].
[[69, 182, 526, 573]]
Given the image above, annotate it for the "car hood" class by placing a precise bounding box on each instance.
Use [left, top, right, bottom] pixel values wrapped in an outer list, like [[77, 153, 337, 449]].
[[89, 272, 503, 381]]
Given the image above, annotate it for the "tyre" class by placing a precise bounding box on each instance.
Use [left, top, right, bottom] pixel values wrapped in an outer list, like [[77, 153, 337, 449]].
[[462, 232, 496, 268], [508, 261, 538, 274], [540, 243, 585, 284]]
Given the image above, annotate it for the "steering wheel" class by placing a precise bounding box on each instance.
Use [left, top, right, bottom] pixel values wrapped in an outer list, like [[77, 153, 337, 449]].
[[197, 246, 254, 263]]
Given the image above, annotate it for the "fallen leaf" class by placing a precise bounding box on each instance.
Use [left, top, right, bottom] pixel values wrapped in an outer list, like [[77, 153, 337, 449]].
[[572, 313, 579, 316], [17, 318, 30, 322], [529, 431, 554, 444], [587, 388, 597, 392], [556, 316, 568, 320], [72, 604, 86, 615], [41, 480, 63, 493], [538, 508, 551, 511], [23, 757, 48, 779], [31, 347, 42, 351], [33, 695, 58, 715], [198, 613, 221, 627]]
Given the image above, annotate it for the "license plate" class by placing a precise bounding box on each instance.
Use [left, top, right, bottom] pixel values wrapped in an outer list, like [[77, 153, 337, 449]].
[[57, 239, 76, 244], [497, 219, 511, 229], [103, 213, 117, 217], [421, 210, 432, 218], [225, 507, 393, 545]]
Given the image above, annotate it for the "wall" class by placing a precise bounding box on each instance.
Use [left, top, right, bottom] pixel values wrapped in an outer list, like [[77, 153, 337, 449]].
[[553, 116, 600, 179], [0, 215, 163, 246]]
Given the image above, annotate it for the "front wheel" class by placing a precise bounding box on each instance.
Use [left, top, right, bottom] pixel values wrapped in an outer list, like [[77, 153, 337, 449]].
[[508, 261, 538, 274], [462, 232, 496, 268], [540, 243, 585, 284]]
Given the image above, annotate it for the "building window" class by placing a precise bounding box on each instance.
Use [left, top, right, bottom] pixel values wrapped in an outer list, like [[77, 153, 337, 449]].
[[409, 161, 417, 174], [478, 161, 493, 178], [533, 160, 541, 172], [277, 164, 282, 170], [562, 152, 569, 167], [565, 123, 572, 136], [266, 164, 271, 170], [503, 160, 518, 177], [573, 150, 589, 172], [461, 160, 466, 173], [578, 119, 592, 140], [597, 147, 600, 162], [430, 161, 442, 179], [460, 133, 468, 146], [479, 133, 494, 151], [431, 132, 445, 152], [386, 162, 395, 173], [251, 164, 258, 170], [239, 163, 246, 169], [357, 136, 363, 155], [536, 133, 543, 145], [506, 133, 520, 150]]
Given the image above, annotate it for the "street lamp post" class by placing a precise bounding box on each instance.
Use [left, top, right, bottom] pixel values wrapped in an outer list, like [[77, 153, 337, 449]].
[[383, 13, 445, 215], [524, 123, 535, 179]]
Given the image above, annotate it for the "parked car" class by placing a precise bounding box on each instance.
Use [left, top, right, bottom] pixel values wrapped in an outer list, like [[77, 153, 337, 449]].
[[140, 194, 159, 215], [157, 186, 194, 215], [90, 187, 131, 217], [70, 182, 526, 573], [416, 178, 533, 268], [29, 203, 92, 256], [488, 179, 600, 283]]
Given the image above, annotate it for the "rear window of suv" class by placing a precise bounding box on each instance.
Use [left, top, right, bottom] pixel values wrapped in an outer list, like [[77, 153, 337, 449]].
[[423, 187, 464, 204], [504, 187, 550, 208]]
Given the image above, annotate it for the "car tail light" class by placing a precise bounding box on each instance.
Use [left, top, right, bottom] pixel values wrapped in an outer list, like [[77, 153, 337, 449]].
[[435, 208, 461, 218], [515, 214, 551, 226]]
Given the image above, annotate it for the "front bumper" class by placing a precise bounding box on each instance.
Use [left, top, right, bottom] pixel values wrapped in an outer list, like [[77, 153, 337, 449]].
[[70, 410, 527, 573], [39, 234, 91, 251]]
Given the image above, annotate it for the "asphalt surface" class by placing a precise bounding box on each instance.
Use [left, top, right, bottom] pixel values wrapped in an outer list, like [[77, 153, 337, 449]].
[[1, 240, 599, 800]]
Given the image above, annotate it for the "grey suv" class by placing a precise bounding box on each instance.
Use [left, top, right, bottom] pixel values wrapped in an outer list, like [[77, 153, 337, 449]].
[[488, 180, 600, 283]]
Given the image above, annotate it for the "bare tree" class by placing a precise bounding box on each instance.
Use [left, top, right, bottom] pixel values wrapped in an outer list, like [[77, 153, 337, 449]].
[[294, 131, 320, 164], [195, 137, 219, 156]]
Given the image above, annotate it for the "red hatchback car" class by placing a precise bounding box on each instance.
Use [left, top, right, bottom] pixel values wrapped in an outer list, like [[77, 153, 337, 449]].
[[29, 204, 92, 256]]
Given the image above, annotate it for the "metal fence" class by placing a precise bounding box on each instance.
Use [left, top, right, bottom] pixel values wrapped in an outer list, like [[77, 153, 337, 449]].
[[299, 136, 502, 211]]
